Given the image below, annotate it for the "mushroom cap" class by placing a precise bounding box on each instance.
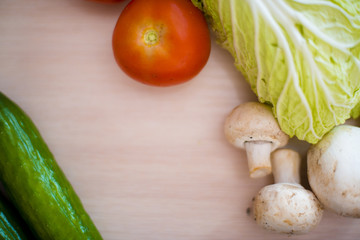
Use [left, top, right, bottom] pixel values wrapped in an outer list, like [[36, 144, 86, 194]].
[[224, 102, 289, 150], [308, 125, 360, 217], [253, 183, 323, 234]]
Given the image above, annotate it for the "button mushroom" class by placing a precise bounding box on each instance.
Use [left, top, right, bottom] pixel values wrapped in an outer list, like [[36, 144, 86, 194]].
[[307, 125, 360, 217], [224, 102, 289, 178], [253, 149, 323, 234]]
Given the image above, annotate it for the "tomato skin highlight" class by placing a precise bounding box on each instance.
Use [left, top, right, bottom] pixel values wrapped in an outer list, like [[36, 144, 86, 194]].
[[112, 0, 211, 87]]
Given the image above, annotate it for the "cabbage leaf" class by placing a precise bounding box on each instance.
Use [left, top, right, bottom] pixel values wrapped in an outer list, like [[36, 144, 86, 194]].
[[193, 0, 360, 143]]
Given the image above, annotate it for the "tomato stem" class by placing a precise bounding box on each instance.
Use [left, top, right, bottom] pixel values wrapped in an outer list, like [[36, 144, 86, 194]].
[[144, 29, 159, 46]]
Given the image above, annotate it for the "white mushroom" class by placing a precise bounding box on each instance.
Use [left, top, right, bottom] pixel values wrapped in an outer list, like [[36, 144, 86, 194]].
[[224, 102, 289, 178], [307, 125, 360, 217], [253, 149, 323, 234]]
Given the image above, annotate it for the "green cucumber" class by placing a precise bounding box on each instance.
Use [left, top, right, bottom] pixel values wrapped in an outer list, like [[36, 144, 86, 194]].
[[0, 92, 102, 240], [0, 193, 34, 240]]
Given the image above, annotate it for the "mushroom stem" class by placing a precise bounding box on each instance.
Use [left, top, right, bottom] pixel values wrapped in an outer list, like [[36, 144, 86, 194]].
[[245, 141, 272, 178], [272, 149, 300, 184]]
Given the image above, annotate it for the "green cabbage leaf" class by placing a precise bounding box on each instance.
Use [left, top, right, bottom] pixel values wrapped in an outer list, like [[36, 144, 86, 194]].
[[193, 0, 360, 143]]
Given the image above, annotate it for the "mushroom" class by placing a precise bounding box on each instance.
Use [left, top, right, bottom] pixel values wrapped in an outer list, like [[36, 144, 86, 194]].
[[253, 149, 323, 234], [224, 102, 289, 178], [307, 125, 360, 217]]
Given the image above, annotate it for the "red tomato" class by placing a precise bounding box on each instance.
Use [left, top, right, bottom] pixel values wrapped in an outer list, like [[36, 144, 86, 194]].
[[112, 0, 211, 87]]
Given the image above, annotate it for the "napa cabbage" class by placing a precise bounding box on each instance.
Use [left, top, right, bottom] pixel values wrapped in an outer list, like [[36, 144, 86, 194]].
[[192, 0, 360, 143]]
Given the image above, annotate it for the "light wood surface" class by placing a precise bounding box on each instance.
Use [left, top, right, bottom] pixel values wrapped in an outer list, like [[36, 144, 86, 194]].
[[1, 0, 360, 239]]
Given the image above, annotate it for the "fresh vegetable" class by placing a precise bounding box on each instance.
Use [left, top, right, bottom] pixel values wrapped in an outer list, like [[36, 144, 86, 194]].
[[113, 0, 211, 87], [308, 125, 360, 218], [0, 194, 34, 240], [0, 92, 102, 240], [224, 102, 289, 178], [192, 0, 360, 143], [254, 149, 323, 234]]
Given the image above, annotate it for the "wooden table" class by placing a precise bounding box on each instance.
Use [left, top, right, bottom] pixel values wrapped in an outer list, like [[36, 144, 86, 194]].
[[1, 0, 360, 239]]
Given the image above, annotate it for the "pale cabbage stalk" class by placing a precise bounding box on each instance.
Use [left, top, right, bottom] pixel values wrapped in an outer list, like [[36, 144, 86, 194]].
[[192, 0, 360, 143]]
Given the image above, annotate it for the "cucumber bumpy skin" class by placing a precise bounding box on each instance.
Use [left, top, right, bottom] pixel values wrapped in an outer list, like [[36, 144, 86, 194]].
[[0, 92, 102, 240], [0, 193, 34, 240]]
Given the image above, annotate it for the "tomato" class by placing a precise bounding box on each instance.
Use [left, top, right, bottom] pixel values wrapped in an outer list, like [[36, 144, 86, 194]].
[[112, 0, 211, 87]]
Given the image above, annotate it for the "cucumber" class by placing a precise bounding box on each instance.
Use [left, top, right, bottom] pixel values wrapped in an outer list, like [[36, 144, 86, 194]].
[[0, 92, 102, 240], [0, 193, 34, 240]]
